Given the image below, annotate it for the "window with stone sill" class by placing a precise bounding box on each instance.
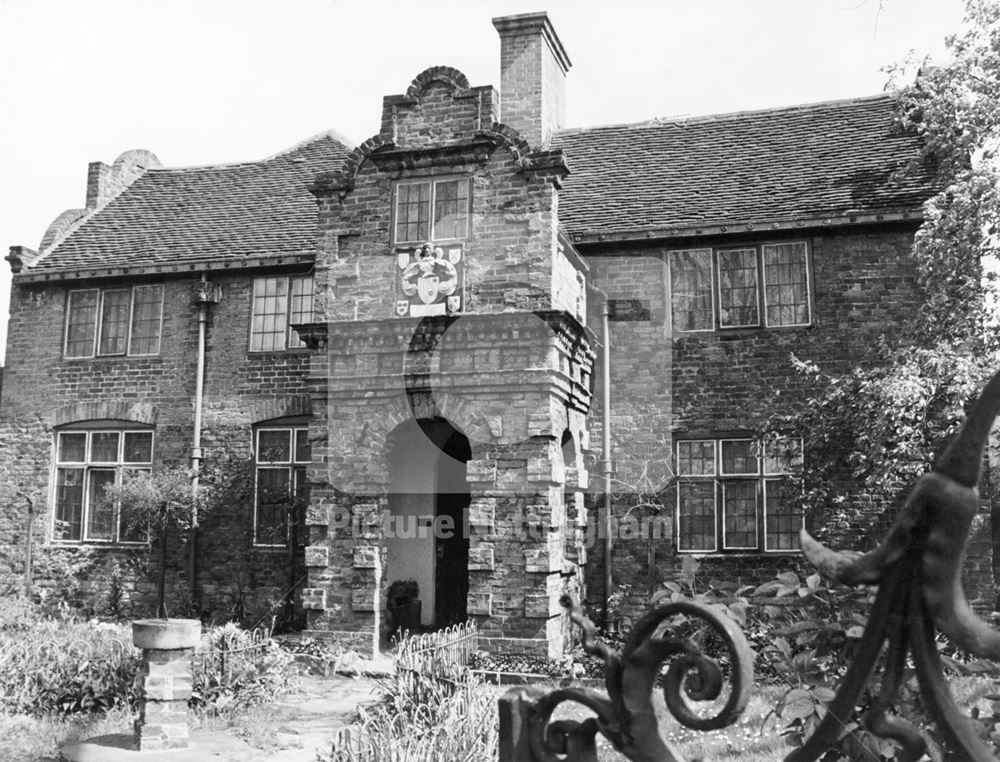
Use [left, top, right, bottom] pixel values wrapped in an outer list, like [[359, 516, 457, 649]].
[[669, 242, 811, 332], [253, 424, 310, 547], [394, 177, 471, 244], [675, 436, 803, 553], [64, 284, 164, 359], [52, 425, 153, 544], [249, 275, 313, 352]]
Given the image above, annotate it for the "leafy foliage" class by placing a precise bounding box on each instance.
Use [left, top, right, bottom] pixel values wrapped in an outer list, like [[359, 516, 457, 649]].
[[746, 10, 1000, 756], [0, 598, 139, 716], [102, 466, 205, 539], [322, 668, 497, 762], [887, 0, 1000, 344], [605, 582, 633, 620], [769, 344, 994, 546], [764, 0, 1000, 547], [0, 599, 293, 719], [100, 466, 209, 618], [190, 623, 295, 714]]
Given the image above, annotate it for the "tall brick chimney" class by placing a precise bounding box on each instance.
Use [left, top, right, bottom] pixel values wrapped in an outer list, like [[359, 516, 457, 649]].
[[492, 12, 571, 149]]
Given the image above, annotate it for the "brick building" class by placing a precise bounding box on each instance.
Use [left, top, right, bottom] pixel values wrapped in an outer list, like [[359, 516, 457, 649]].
[[0, 13, 966, 655]]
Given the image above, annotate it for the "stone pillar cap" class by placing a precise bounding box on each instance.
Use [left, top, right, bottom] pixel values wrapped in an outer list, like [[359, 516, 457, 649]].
[[132, 619, 202, 650]]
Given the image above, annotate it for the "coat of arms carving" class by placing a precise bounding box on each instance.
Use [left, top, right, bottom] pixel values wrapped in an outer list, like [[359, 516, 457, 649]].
[[395, 242, 464, 317]]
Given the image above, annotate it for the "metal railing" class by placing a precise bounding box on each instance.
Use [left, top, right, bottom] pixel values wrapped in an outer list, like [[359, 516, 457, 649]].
[[193, 624, 272, 684], [394, 620, 478, 678]]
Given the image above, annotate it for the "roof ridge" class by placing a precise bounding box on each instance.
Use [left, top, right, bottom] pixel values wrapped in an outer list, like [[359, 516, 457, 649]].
[[555, 92, 896, 136], [31, 199, 111, 265], [263, 128, 357, 159], [140, 129, 356, 173]]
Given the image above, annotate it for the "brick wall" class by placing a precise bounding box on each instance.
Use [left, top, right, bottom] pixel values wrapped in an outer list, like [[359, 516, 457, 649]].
[[316, 155, 563, 322], [302, 65, 592, 656], [0, 271, 314, 621], [494, 13, 570, 149], [578, 226, 997, 619]]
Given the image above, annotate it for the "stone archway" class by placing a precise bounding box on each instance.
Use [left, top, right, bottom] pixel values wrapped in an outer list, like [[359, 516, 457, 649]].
[[386, 417, 471, 629]]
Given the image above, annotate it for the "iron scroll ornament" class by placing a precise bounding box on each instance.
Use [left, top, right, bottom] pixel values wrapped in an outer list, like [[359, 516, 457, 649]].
[[499, 596, 755, 761], [500, 367, 1000, 761], [788, 366, 1000, 761]]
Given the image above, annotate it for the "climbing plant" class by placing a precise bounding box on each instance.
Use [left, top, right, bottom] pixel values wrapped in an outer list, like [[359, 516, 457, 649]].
[[888, 0, 1000, 344], [767, 0, 1000, 547]]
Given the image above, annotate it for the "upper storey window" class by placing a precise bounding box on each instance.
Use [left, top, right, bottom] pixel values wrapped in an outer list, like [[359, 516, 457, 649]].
[[65, 285, 164, 359], [394, 178, 471, 244], [670, 242, 811, 332], [250, 275, 313, 351]]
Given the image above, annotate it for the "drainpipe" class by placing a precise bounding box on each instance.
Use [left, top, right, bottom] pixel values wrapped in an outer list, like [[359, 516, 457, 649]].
[[600, 298, 613, 622], [189, 273, 209, 594], [22, 493, 34, 597], [585, 282, 615, 622]]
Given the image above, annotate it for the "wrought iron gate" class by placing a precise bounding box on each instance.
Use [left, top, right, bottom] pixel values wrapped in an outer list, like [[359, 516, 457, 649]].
[[499, 368, 1000, 761]]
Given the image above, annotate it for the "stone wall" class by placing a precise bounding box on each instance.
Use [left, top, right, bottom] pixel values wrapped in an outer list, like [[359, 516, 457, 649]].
[[301, 65, 593, 656]]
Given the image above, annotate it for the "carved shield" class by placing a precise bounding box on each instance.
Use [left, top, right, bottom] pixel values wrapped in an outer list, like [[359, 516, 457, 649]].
[[395, 300, 409, 317], [448, 247, 462, 264], [446, 296, 461, 314], [397, 251, 410, 270], [417, 275, 440, 304]]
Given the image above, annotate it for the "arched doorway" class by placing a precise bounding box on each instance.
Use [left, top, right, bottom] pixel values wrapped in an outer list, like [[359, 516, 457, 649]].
[[387, 417, 470, 628]]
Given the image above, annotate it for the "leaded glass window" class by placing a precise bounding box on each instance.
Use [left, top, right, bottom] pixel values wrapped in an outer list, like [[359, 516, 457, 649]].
[[65, 285, 163, 359], [676, 436, 802, 553], [394, 178, 471, 244], [669, 242, 811, 332], [52, 427, 153, 543], [250, 276, 313, 351]]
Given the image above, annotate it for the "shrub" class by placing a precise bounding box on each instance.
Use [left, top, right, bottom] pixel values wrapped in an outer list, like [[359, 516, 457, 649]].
[[323, 669, 497, 762], [0, 600, 294, 718], [0, 599, 139, 716], [190, 623, 296, 714]]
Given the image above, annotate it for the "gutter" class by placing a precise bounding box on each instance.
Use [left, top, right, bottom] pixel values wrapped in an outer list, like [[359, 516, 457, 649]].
[[568, 207, 925, 246], [12, 253, 315, 284]]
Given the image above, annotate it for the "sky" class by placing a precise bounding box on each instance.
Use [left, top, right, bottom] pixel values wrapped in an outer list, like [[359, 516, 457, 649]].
[[0, 0, 968, 363]]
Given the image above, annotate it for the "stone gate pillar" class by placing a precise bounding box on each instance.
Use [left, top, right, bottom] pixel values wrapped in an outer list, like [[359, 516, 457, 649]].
[[131, 619, 200, 751]]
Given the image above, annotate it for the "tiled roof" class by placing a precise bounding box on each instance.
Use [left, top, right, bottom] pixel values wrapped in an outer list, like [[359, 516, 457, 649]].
[[552, 94, 936, 240], [27, 132, 352, 275], [24, 95, 935, 278]]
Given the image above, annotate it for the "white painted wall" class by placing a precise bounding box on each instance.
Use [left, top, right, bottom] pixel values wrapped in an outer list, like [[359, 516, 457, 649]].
[[387, 421, 436, 626]]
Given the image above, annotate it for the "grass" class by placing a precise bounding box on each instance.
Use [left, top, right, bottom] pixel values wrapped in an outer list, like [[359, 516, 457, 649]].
[[539, 675, 1000, 760], [0, 706, 134, 762], [542, 682, 788, 761], [193, 704, 297, 753], [1, 696, 299, 761]]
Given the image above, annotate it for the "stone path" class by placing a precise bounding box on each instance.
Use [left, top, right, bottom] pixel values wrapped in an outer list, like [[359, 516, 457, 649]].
[[258, 674, 383, 760], [59, 673, 384, 762]]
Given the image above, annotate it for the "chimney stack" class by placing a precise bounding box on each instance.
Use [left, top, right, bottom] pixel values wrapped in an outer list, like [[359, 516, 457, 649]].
[[492, 12, 571, 149]]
